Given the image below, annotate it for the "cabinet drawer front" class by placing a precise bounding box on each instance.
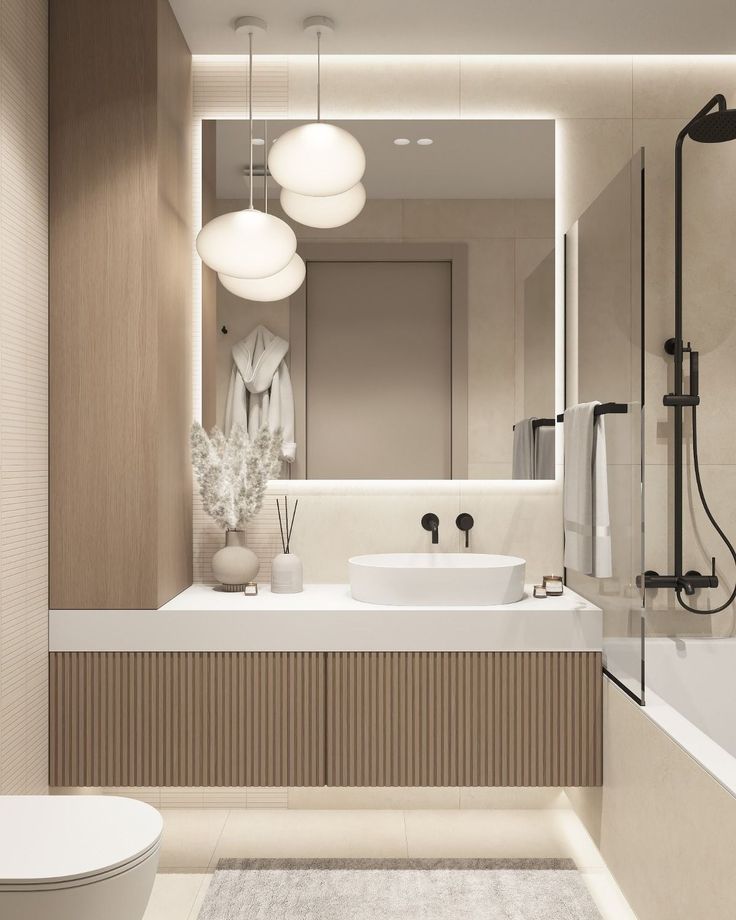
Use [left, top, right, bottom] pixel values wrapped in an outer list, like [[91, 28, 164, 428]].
[[50, 652, 325, 787], [327, 652, 602, 787]]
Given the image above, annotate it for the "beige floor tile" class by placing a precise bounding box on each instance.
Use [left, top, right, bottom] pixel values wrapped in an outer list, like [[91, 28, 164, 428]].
[[209, 808, 408, 865], [187, 873, 214, 920], [580, 868, 639, 920], [404, 809, 604, 868], [158, 808, 229, 869], [143, 872, 209, 920]]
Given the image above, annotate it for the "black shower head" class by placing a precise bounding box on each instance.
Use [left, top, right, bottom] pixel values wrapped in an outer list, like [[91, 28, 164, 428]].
[[687, 108, 736, 143]]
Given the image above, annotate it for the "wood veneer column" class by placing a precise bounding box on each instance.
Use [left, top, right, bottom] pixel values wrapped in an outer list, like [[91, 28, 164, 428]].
[[50, 0, 192, 608]]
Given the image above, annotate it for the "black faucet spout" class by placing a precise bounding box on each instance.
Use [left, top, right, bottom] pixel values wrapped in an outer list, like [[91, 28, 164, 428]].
[[421, 513, 440, 546]]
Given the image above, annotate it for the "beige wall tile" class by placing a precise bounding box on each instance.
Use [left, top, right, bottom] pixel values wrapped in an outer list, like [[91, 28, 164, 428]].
[[285, 493, 463, 582], [557, 118, 634, 231], [460, 787, 569, 809], [514, 199, 555, 238], [401, 199, 517, 239], [456, 486, 563, 582], [288, 787, 461, 809], [460, 56, 633, 119], [467, 239, 516, 466], [288, 56, 461, 119], [633, 56, 736, 118]]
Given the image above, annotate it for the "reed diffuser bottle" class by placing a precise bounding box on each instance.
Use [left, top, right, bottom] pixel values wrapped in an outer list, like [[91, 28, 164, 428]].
[[272, 496, 303, 594]]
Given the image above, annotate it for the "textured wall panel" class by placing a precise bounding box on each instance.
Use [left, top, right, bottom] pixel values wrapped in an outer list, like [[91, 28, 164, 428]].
[[192, 57, 289, 118], [0, 0, 48, 794], [50, 652, 325, 787], [327, 652, 602, 787]]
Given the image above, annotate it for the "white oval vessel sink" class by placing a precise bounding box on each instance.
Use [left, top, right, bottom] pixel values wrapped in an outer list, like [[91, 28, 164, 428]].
[[349, 553, 526, 606]]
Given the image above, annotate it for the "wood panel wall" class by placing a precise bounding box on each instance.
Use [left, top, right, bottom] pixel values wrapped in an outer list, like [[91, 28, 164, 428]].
[[50, 652, 601, 788], [49, 0, 192, 609]]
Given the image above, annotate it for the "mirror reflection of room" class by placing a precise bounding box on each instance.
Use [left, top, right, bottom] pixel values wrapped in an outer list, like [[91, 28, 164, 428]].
[[203, 119, 555, 480]]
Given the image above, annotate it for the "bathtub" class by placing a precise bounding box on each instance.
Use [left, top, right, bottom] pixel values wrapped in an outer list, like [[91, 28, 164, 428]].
[[635, 637, 736, 797]]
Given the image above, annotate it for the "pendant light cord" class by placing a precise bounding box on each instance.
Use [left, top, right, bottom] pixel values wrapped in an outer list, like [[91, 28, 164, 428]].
[[263, 120, 268, 213], [316, 30, 321, 121], [248, 30, 254, 209]]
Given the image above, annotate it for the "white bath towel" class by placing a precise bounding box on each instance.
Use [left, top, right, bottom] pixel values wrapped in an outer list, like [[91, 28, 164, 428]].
[[224, 325, 296, 461], [563, 402, 612, 577], [512, 418, 536, 479], [534, 425, 556, 480]]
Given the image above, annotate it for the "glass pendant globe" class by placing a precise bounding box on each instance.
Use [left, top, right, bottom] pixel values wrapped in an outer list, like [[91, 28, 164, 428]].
[[196, 208, 296, 279], [268, 122, 366, 197], [280, 183, 366, 229], [218, 254, 306, 303]]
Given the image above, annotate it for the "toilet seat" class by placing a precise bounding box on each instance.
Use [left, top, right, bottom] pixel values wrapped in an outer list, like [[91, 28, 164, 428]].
[[0, 796, 163, 891]]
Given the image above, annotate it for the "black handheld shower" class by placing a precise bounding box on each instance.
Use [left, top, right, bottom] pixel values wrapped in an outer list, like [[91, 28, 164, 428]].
[[645, 94, 736, 614]]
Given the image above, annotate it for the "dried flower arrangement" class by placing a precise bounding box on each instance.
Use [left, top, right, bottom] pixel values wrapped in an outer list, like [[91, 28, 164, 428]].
[[190, 423, 283, 531]]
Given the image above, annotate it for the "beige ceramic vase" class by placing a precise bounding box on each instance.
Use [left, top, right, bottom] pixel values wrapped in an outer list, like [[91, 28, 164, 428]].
[[211, 530, 259, 591]]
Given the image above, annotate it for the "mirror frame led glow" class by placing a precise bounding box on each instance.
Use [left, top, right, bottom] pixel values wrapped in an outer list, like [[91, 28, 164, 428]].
[[193, 110, 562, 494]]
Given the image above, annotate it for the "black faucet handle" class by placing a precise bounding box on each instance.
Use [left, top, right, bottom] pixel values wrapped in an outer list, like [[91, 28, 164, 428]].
[[421, 513, 440, 545], [455, 513, 474, 548]]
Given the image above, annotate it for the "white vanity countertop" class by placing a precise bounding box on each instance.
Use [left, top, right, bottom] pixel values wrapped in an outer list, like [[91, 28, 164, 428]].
[[49, 584, 602, 653]]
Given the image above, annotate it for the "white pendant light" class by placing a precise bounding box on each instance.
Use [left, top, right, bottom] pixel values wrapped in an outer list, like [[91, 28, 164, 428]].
[[268, 18, 365, 197], [280, 182, 366, 228], [196, 18, 296, 279], [196, 208, 296, 279], [219, 121, 306, 302], [219, 254, 306, 302]]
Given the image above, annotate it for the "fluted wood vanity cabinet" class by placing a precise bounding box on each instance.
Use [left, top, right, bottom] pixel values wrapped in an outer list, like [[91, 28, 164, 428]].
[[50, 651, 602, 788]]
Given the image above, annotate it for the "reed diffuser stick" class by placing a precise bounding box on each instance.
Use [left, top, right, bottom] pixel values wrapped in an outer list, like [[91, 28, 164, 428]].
[[286, 499, 299, 552], [276, 499, 287, 554]]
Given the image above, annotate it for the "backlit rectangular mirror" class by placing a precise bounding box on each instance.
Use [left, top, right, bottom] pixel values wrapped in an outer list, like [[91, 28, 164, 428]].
[[201, 119, 556, 480]]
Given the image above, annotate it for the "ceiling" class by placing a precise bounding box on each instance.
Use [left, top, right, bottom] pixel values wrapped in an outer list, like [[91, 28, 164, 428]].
[[215, 120, 555, 200], [170, 0, 736, 54]]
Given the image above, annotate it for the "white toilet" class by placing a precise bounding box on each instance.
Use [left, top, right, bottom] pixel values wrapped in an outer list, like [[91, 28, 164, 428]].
[[0, 795, 163, 920]]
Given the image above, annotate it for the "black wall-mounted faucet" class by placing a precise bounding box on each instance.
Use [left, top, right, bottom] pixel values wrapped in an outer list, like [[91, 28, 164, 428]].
[[455, 513, 474, 548], [421, 513, 440, 545]]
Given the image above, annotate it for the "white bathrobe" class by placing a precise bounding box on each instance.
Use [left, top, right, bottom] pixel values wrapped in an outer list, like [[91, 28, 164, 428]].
[[224, 325, 296, 462]]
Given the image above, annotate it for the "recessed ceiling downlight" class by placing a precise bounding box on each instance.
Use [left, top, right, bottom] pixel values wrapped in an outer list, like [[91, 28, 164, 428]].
[[417, 137, 434, 145], [393, 137, 410, 146]]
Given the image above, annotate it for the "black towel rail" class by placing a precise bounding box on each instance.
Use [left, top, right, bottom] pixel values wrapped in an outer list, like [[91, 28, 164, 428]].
[[556, 402, 628, 423], [512, 418, 556, 432]]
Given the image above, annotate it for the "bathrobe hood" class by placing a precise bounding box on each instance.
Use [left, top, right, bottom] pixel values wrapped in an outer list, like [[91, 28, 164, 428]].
[[231, 326, 289, 396]]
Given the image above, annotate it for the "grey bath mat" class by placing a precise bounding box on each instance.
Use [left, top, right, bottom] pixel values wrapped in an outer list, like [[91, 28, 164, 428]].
[[197, 858, 603, 919]]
